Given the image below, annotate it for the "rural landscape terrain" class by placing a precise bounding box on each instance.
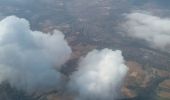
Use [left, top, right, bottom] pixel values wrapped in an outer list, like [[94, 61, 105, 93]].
[[0, 0, 169, 100]]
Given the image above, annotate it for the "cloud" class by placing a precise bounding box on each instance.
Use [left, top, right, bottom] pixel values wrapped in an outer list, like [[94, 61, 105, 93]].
[[123, 12, 170, 52], [68, 48, 128, 100], [0, 0, 29, 4], [0, 16, 72, 93]]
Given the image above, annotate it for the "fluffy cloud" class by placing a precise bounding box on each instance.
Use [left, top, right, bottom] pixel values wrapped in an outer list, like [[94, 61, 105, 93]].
[[123, 12, 170, 52], [68, 48, 128, 100], [0, 16, 72, 93]]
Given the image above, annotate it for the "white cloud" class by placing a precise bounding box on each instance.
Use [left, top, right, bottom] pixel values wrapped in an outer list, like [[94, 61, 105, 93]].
[[68, 48, 128, 100], [0, 16, 72, 93], [123, 12, 170, 52]]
